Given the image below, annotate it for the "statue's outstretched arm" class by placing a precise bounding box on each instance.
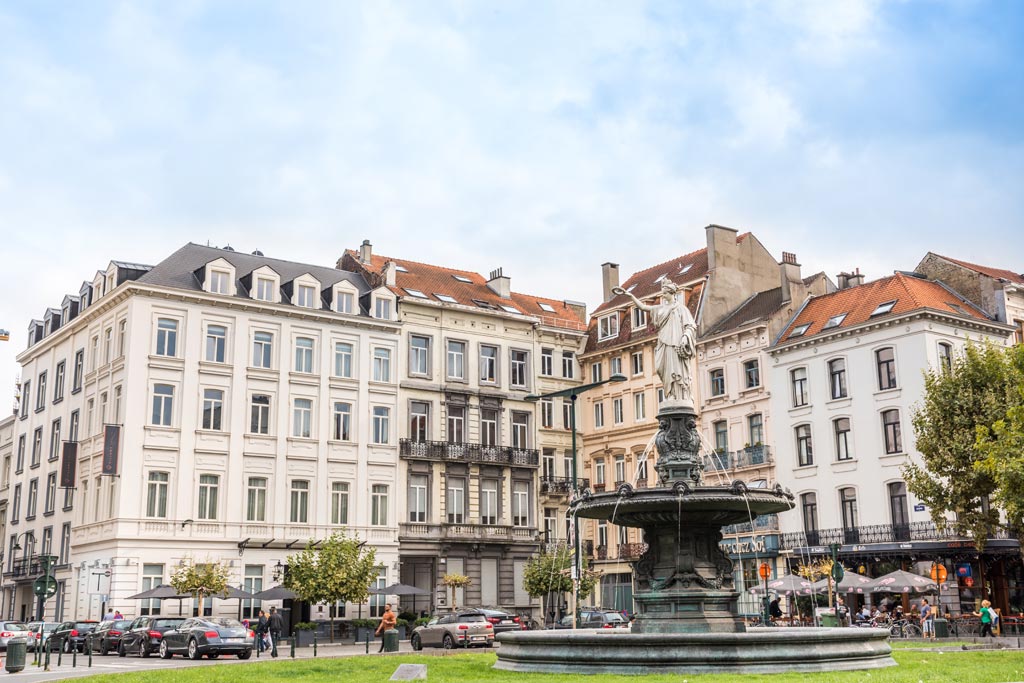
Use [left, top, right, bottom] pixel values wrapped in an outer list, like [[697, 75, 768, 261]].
[[611, 287, 653, 313]]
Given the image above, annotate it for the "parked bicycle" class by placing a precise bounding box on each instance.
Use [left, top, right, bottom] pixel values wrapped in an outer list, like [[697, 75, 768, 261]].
[[888, 618, 922, 638]]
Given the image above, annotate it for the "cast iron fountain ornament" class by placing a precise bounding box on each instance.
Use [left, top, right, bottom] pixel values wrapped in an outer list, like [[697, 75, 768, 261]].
[[494, 277, 896, 674]]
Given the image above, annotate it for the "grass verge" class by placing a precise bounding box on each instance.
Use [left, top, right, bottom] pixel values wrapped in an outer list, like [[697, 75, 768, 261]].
[[70, 649, 1024, 683]]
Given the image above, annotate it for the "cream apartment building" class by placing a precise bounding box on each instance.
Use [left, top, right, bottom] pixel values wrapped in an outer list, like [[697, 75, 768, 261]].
[[342, 243, 586, 618], [7, 244, 401, 624]]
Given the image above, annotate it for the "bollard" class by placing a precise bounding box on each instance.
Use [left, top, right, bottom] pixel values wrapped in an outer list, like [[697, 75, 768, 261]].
[[365, 632, 370, 655], [57, 640, 63, 667], [44, 640, 51, 672], [87, 638, 93, 667], [290, 636, 295, 659], [72, 641, 77, 668], [313, 631, 317, 657]]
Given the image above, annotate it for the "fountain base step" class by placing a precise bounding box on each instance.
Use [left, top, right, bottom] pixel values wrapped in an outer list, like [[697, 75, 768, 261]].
[[632, 589, 744, 634], [494, 628, 896, 675]]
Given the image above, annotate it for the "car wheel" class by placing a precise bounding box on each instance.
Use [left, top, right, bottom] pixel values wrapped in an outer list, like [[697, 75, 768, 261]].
[[101, 640, 109, 656], [64, 638, 73, 654], [411, 634, 422, 651], [141, 644, 151, 658], [118, 642, 126, 658], [442, 634, 455, 650], [237, 650, 251, 660], [159, 640, 172, 659], [188, 639, 201, 660], [484, 641, 493, 648]]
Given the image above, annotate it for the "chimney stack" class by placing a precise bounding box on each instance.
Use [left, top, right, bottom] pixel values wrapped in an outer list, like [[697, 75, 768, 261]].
[[487, 268, 511, 299], [382, 261, 397, 287], [779, 252, 802, 304], [359, 239, 373, 265], [837, 268, 864, 290], [601, 262, 620, 303]]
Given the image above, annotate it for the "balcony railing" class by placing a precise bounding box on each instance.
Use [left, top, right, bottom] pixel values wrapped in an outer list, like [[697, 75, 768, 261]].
[[617, 542, 649, 560], [400, 439, 539, 467], [540, 476, 590, 495], [704, 446, 772, 472], [4, 555, 55, 578], [780, 521, 1015, 551], [583, 540, 595, 557], [722, 514, 779, 535], [400, 522, 538, 543]]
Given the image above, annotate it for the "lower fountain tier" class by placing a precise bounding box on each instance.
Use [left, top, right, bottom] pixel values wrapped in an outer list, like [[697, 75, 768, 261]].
[[494, 628, 896, 675]]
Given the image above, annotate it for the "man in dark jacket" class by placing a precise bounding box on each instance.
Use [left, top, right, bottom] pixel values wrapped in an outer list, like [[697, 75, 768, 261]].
[[256, 610, 269, 653], [267, 606, 285, 657]]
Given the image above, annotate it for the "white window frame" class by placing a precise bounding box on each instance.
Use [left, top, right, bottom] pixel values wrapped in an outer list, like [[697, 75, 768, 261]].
[[293, 398, 313, 438], [598, 313, 619, 341]]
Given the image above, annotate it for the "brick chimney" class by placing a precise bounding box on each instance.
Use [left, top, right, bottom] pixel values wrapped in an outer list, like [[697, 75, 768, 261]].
[[779, 251, 802, 304], [359, 239, 373, 265], [382, 261, 397, 287], [601, 262, 620, 303], [487, 268, 511, 298], [837, 268, 864, 290]]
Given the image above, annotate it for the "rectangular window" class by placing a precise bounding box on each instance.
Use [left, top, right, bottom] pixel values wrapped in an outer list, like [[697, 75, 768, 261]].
[[202, 389, 224, 430], [15, 436, 25, 472], [27, 479, 38, 518], [86, 398, 94, 435], [54, 361, 66, 402], [72, 350, 84, 392], [834, 418, 852, 461], [876, 348, 897, 390], [540, 398, 553, 429], [331, 482, 350, 525], [250, 394, 271, 435], [373, 348, 391, 382], [713, 420, 728, 454], [480, 479, 498, 525], [614, 455, 626, 484], [748, 413, 763, 445], [205, 325, 227, 363], [151, 384, 174, 426], [118, 319, 127, 356], [247, 477, 267, 522], [242, 565, 264, 620], [409, 474, 428, 522], [480, 409, 498, 446], [252, 331, 273, 368], [294, 337, 314, 373], [594, 402, 605, 428], [333, 402, 352, 441], [103, 328, 112, 364], [562, 399, 574, 431], [512, 481, 530, 527], [791, 367, 808, 407], [372, 406, 390, 445], [20, 380, 30, 419], [511, 411, 529, 448], [36, 372, 47, 410], [938, 342, 953, 371], [156, 318, 178, 357], [631, 351, 644, 376], [297, 284, 317, 308], [113, 385, 122, 423], [612, 397, 624, 424], [796, 425, 813, 466], [743, 359, 760, 388], [598, 313, 619, 341], [140, 563, 164, 615], [31, 427, 42, 467], [371, 484, 388, 526], [709, 368, 725, 397], [610, 356, 622, 376], [447, 477, 465, 523], [634, 392, 646, 421], [374, 298, 392, 320], [591, 362, 603, 383], [41, 526, 53, 556], [210, 270, 230, 294], [840, 488, 859, 534], [334, 342, 353, 378], [336, 290, 354, 313], [11, 484, 21, 522], [829, 358, 847, 399], [409, 401, 429, 441], [511, 350, 528, 388], [409, 336, 430, 376], [562, 351, 575, 378], [256, 277, 276, 302], [447, 340, 466, 380], [45, 472, 57, 514], [197, 474, 219, 520], [447, 405, 465, 443], [146, 472, 168, 518], [633, 307, 647, 329], [541, 348, 553, 376], [293, 398, 312, 438], [479, 345, 498, 383], [882, 409, 903, 454], [90, 336, 98, 370], [290, 480, 309, 523]]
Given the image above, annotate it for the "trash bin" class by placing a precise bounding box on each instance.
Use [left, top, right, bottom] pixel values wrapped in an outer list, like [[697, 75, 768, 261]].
[[382, 628, 399, 653], [934, 618, 949, 639], [819, 613, 839, 627], [5, 637, 28, 673]]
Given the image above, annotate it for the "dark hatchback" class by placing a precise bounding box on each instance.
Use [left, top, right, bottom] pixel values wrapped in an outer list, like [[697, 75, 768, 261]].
[[159, 617, 253, 660], [86, 619, 133, 655], [119, 617, 186, 658], [477, 608, 525, 635], [52, 620, 99, 653]]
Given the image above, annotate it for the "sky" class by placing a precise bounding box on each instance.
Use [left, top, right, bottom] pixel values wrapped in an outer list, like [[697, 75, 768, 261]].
[[1, 0, 1023, 410]]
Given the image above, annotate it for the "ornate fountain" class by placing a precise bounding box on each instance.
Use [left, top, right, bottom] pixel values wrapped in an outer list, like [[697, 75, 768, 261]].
[[495, 280, 895, 674]]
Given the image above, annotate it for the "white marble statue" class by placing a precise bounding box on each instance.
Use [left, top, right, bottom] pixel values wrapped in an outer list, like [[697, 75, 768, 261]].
[[613, 279, 697, 408]]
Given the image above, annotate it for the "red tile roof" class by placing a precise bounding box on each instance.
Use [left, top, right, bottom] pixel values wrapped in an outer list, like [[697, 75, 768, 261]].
[[584, 281, 704, 354], [933, 254, 1024, 285], [775, 273, 991, 345], [341, 250, 587, 331]]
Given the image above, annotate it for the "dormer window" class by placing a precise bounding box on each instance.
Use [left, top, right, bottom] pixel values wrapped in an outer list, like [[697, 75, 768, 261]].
[[209, 270, 230, 294], [789, 323, 811, 338], [256, 277, 276, 302], [336, 289, 354, 314], [375, 297, 392, 320], [297, 284, 317, 308], [823, 313, 847, 330], [598, 313, 619, 341], [870, 300, 897, 317]]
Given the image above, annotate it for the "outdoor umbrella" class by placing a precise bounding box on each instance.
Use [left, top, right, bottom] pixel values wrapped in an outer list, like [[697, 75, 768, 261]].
[[369, 583, 431, 596], [812, 572, 875, 595], [126, 584, 188, 600], [868, 570, 938, 594], [748, 574, 815, 596], [252, 585, 297, 600], [219, 586, 255, 599]]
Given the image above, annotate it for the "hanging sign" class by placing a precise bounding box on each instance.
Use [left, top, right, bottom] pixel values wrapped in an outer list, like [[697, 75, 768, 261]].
[[102, 425, 121, 475], [60, 442, 78, 488]]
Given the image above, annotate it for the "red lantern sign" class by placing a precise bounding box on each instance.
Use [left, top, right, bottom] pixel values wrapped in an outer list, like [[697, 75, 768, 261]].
[[964, 577, 974, 587], [930, 564, 948, 582], [758, 563, 772, 580]]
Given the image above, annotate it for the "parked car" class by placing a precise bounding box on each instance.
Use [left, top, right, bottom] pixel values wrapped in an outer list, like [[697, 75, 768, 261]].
[[410, 611, 494, 650], [158, 617, 253, 660], [554, 609, 630, 629], [118, 616, 186, 658], [86, 619, 133, 655], [0, 621, 29, 651], [25, 622, 59, 652], [476, 608, 525, 635], [52, 620, 99, 653]]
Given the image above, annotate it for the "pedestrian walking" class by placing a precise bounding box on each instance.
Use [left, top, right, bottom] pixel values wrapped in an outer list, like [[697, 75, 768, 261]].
[[920, 599, 935, 640], [104, 608, 115, 620], [376, 603, 397, 653], [256, 610, 269, 654], [268, 606, 285, 657], [974, 600, 997, 638]]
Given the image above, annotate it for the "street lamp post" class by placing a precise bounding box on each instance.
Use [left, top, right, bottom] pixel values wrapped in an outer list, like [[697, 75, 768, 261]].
[[526, 372, 627, 629]]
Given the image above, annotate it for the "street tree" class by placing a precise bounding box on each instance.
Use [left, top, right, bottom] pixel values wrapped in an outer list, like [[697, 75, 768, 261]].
[[441, 573, 471, 611], [170, 557, 231, 616], [283, 532, 378, 642], [522, 547, 599, 606]]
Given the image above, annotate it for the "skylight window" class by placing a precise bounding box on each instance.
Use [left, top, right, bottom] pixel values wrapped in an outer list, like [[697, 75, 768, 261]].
[[434, 293, 458, 303], [823, 313, 847, 330], [947, 302, 966, 315], [472, 299, 497, 310], [626, 284, 637, 293], [789, 323, 811, 338], [499, 304, 520, 314], [654, 274, 667, 283], [395, 264, 409, 273], [679, 264, 693, 274], [453, 275, 473, 283], [404, 288, 428, 298], [870, 300, 897, 317], [538, 302, 556, 313]]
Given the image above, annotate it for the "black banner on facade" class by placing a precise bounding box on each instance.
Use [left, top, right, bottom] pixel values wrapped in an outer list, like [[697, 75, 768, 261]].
[[102, 425, 121, 476], [60, 442, 78, 488]]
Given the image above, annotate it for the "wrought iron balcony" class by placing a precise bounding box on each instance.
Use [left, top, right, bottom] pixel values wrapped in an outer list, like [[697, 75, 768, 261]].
[[400, 439, 539, 467], [400, 522, 538, 544], [596, 545, 608, 560], [704, 446, 772, 472], [540, 476, 590, 495], [617, 542, 649, 560], [722, 513, 780, 535], [4, 554, 49, 578], [780, 521, 1015, 551]]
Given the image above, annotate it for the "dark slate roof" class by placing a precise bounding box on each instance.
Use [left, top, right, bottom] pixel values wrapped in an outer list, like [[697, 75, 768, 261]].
[[138, 243, 371, 301], [703, 288, 785, 338]]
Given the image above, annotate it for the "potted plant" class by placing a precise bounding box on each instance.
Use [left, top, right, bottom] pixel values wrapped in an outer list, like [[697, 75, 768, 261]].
[[395, 618, 409, 640], [351, 618, 379, 643], [293, 622, 317, 647]]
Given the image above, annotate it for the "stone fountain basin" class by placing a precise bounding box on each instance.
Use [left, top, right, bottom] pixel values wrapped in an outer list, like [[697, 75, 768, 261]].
[[494, 628, 896, 675], [571, 484, 795, 528]]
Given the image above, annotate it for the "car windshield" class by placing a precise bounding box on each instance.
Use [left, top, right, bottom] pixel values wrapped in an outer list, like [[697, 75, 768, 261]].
[[42, 624, 58, 632], [200, 618, 243, 629], [153, 619, 185, 629], [458, 614, 486, 623], [113, 620, 132, 628]]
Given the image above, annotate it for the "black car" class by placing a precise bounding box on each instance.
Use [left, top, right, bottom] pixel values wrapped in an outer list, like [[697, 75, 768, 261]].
[[52, 620, 99, 653], [158, 617, 253, 660], [476, 608, 525, 635], [554, 610, 630, 629], [85, 619, 133, 655], [118, 616, 186, 658]]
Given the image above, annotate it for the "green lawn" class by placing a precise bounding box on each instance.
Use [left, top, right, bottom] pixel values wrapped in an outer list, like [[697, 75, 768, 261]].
[[71, 650, 1024, 683]]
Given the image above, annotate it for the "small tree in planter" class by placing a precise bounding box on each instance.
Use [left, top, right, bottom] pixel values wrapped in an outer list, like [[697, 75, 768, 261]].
[[442, 573, 471, 611], [522, 547, 599, 623], [170, 557, 231, 616]]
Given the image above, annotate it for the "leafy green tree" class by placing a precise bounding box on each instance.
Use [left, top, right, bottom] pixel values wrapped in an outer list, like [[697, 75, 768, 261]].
[[441, 573, 471, 611], [283, 533, 378, 642], [521, 547, 599, 603], [170, 557, 231, 615], [904, 341, 1022, 549]]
